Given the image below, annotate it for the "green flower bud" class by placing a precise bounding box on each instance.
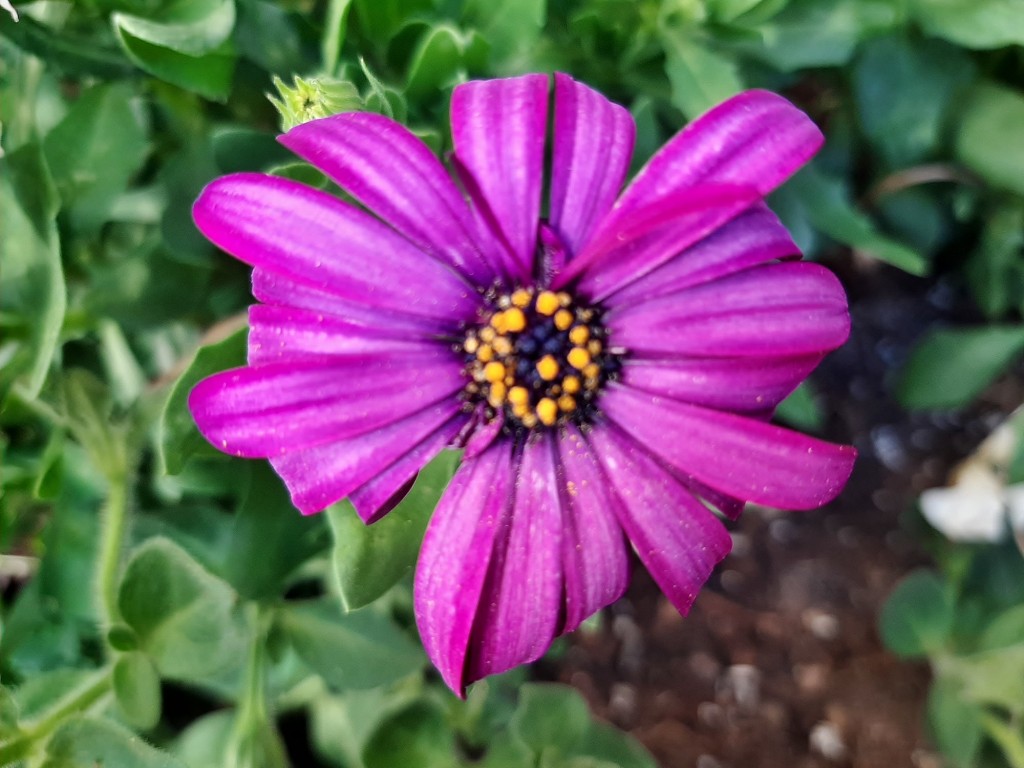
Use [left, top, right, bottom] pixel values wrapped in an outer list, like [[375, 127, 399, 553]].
[[268, 75, 362, 132]]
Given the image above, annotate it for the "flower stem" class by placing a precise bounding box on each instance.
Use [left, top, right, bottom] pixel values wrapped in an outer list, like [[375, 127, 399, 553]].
[[0, 668, 111, 764], [96, 472, 129, 633]]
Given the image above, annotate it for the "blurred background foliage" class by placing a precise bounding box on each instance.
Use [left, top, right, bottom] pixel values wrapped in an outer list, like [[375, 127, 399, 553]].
[[3, 0, 1024, 765]]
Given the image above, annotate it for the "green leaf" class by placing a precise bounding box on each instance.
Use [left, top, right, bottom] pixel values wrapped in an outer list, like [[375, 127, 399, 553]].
[[965, 203, 1024, 319], [0, 686, 18, 739], [738, 0, 897, 71], [362, 700, 457, 768], [956, 82, 1024, 197], [878, 569, 954, 658], [235, 0, 307, 73], [115, 28, 236, 101], [661, 29, 743, 119], [118, 537, 246, 682], [170, 711, 234, 766], [211, 126, 293, 173], [910, 0, 1024, 48], [113, 651, 162, 731], [0, 142, 65, 398], [41, 716, 187, 768], [405, 24, 485, 100], [224, 464, 328, 600], [572, 722, 657, 768], [158, 328, 246, 475], [280, 599, 424, 690], [774, 381, 824, 433], [511, 684, 590, 759], [897, 325, 1024, 409], [980, 712, 1024, 768], [353, 0, 433, 47], [926, 676, 983, 768], [852, 34, 974, 167], [311, 688, 419, 767], [13, 668, 109, 726], [113, 0, 235, 56], [784, 165, 928, 275], [42, 82, 149, 232], [321, 0, 353, 73], [979, 605, 1024, 651], [464, 0, 545, 71], [949, 645, 1024, 713], [329, 450, 459, 610], [0, 16, 134, 79]]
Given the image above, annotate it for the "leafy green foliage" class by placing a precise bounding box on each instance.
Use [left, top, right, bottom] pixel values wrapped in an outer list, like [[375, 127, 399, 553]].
[[5, 0, 1024, 765]]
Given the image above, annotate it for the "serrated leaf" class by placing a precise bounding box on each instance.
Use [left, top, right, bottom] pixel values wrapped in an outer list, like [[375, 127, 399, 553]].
[[0, 142, 65, 398], [118, 537, 246, 682], [113, 651, 162, 730], [41, 716, 187, 768], [329, 451, 459, 610], [956, 82, 1024, 197], [158, 328, 246, 475], [897, 325, 1024, 410], [879, 569, 954, 658], [280, 599, 424, 691]]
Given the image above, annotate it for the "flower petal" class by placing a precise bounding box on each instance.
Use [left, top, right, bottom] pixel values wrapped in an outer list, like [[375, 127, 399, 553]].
[[557, 426, 630, 634], [269, 402, 465, 516], [193, 173, 479, 325], [620, 354, 823, 414], [603, 203, 800, 306], [589, 426, 732, 614], [607, 262, 850, 358], [189, 353, 464, 457], [555, 183, 761, 300], [464, 436, 563, 686], [451, 74, 549, 281], [600, 89, 822, 231], [347, 421, 466, 524], [280, 112, 497, 284], [247, 304, 436, 366], [415, 440, 515, 696], [601, 384, 857, 510], [549, 73, 635, 258], [251, 269, 445, 335]]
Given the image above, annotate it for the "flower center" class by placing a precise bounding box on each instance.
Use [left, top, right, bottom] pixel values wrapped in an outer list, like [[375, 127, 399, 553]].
[[460, 288, 621, 431]]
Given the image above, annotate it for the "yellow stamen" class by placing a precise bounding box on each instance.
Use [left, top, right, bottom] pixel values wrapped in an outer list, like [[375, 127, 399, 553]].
[[562, 375, 581, 394], [521, 412, 538, 428], [587, 339, 603, 356], [476, 344, 493, 363], [583, 363, 600, 380], [511, 289, 532, 308], [536, 355, 559, 381], [512, 402, 530, 419], [479, 326, 496, 343], [464, 336, 479, 354], [483, 361, 506, 383], [503, 307, 527, 333], [508, 386, 530, 406], [557, 292, 572, 307], [535, 291, 560, 316], [488, 381, 507, 406], [567, 347, 591, 370], [568, 326, 589, 345], [492, 336, 513, 356], [557, 395, 576, 413], [536, 398, 558, 426], [554, 309, 573, 331]]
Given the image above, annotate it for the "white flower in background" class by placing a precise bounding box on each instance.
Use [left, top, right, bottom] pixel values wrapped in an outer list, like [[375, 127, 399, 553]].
[[1, 0, 18, 21], [920, 408, 1024, 550]]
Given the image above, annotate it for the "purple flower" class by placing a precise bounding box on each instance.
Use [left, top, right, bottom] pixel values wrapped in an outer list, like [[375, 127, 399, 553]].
[[189, 73, 855, 695]]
